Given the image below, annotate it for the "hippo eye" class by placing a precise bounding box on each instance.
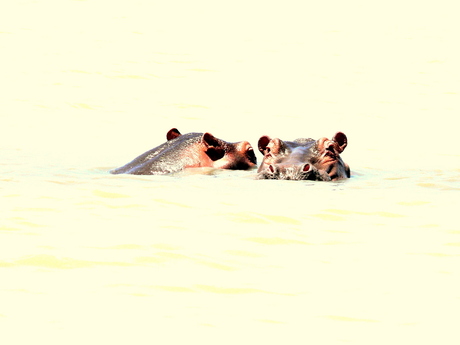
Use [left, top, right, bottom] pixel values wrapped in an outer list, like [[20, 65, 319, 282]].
[[206, 148, 225, 161]]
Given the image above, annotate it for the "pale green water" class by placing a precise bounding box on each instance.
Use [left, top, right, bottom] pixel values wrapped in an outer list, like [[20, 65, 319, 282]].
[[1, 1, 460, 344]]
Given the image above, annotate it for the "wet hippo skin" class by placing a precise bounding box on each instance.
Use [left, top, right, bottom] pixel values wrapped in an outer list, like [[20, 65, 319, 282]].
[[111, 128, 257, 175], [257, 132, 350, 181]]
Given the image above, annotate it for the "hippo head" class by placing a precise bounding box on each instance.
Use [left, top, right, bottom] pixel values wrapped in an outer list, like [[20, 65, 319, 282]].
[[257, 136, 324, 180], [257, 132, 350, 181], [167, 128, 257, 171], [310, 132, 350, 180]]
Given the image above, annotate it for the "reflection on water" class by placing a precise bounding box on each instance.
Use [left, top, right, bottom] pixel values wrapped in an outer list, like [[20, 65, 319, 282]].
[[2, 0, 460, 344]]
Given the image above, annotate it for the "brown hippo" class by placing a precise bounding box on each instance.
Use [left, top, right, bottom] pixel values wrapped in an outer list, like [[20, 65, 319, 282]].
[[257, 132, 350, 181], [111, 128, 257, 175]]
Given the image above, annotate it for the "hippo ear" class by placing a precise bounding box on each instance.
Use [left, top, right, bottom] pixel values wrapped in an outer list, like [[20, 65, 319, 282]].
[[333, 132, 347, 153], [258, 136, 271, 154], [167, 128, 181, 141]]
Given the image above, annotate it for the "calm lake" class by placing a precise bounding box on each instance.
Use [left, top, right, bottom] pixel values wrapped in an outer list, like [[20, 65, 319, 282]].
[[1, 1, 459, 344]]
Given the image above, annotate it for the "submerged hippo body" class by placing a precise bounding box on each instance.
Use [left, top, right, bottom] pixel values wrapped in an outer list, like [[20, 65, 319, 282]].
[[111, 128, 257, 175], [257, 132, 350, 181]]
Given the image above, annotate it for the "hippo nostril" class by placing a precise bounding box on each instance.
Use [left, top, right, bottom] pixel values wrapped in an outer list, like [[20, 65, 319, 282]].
[[247, 148, 257, 164]]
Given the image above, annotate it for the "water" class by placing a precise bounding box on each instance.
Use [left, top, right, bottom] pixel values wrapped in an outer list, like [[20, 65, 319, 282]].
[[1, 1, 459, 344]]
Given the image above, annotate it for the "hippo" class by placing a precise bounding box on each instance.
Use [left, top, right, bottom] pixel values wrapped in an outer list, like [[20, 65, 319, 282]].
[[257, 132, 350, 181], [110, 128, 257, 175]]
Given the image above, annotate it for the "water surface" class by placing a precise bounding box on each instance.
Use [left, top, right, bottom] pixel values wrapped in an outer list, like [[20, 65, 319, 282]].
[[1, 1, 459, 344]]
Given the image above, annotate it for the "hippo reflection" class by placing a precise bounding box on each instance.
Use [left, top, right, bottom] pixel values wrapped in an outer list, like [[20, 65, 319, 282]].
[[257, 132, 350, 181]]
